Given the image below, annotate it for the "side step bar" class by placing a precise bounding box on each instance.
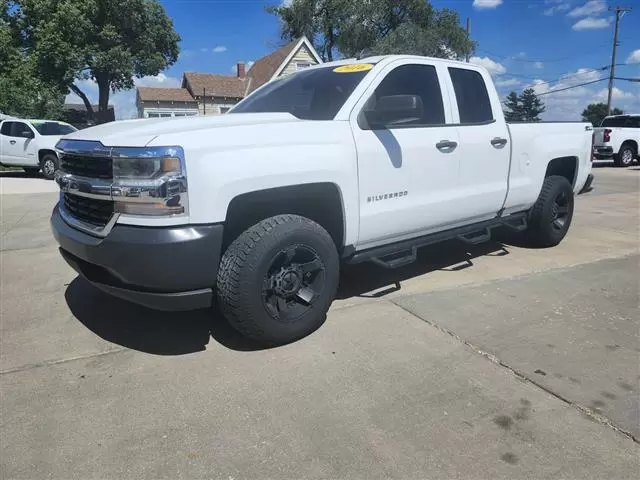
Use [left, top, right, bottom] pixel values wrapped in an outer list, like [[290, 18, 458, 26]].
[[347, 212, 528, 269]]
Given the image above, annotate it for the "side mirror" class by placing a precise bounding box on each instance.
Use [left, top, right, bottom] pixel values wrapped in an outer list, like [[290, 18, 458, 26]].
[[366, 95, 423, 128], [20, 130, 34, 139]]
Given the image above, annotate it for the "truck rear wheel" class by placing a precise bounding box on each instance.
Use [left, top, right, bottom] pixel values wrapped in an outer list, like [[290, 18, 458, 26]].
[[216, 214, 340, 346], [523, 175, 574, 248], [613, 143, 635, 167]]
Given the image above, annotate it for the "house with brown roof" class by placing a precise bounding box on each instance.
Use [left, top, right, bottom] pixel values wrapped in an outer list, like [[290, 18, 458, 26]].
[[136, 87, 199, 119], [135, 36, 322, 118]]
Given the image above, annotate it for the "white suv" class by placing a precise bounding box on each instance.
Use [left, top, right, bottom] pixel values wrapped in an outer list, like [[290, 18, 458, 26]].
[[0, 119, 77, 179], [593, 114, 640, 167]]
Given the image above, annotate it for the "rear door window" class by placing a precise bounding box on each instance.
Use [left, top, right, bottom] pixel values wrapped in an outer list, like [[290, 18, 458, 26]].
[[601, 116, 639, 128], [448, 68, 494, 124]]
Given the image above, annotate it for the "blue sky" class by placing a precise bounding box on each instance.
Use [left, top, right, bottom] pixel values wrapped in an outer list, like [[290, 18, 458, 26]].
[[68, 0, 640, 120]]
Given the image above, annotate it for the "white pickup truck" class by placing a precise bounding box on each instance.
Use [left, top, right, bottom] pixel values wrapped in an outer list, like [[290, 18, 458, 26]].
[[593, 114, 639, 167], [50, 55, 594, 345], [0, 119, 77, 179]]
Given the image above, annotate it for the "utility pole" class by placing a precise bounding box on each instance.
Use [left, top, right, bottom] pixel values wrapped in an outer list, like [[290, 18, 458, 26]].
[[465, 18, 471, 63], [606, 6, 632, 115]]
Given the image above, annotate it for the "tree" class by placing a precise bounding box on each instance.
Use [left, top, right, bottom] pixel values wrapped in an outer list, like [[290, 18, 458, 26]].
[[581, 103, 623, 126], [503, 88, 545, 122], [268, 0, 474, 62], [503, 91, 521, 122], [14, 0, 180, 123], [519, 88, 545, 122], [0, 1, 64, 118]]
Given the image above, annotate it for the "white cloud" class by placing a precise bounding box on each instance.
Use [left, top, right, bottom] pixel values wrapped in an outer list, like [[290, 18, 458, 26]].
[[213, 46, 228, 53], [65, 73, 181, 120], [179, 49, 195, 59], [495, 78, 521, 87], [280, 0, 293, 6], [473, 0, 503, 9], [519, 66, 639, 121], [572, 16, 613, 30], [568, 1, 607, 17], [627, 49, 640, 64], [469, 56, 506, 75], [543, 5, 571, 16], [594, 87, 637, 102], [200, 47, 209, 53], [534, 61, 544, 69]]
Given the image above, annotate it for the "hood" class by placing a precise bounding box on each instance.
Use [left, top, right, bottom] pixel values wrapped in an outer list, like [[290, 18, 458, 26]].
[[63, 113, 301, 147]]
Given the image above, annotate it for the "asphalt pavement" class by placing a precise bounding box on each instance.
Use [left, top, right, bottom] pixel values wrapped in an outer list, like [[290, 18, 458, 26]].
[[0, 166, 638, 479]]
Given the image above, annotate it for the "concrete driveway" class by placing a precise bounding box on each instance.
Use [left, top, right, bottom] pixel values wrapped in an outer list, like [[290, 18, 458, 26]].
[[1, 166, 638, 479]]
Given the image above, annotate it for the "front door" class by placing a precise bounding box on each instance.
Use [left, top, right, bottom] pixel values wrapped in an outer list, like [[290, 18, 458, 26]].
[[350, 61, 462, 250]]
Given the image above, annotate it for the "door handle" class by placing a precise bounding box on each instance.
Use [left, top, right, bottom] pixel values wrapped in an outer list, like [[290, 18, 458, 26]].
[[9, 140, 16, 145], [491, 137, 508, 147], [436, 140, 458, 151]]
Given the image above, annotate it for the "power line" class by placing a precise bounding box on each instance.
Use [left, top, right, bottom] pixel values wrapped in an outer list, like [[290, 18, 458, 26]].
[[535, 78, 608, 96]]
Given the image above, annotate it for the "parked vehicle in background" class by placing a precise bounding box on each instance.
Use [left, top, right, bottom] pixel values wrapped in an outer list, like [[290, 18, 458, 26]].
[[51, 55, 594, 346], [593, 114, 639, 167], [0, 119, 77, 179]]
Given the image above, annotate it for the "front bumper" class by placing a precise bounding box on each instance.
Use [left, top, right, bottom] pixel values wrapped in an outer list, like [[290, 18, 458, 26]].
[[51, 205, 223, 311]]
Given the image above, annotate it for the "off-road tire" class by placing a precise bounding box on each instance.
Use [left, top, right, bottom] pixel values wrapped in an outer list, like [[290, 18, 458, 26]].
[[216, 214, 340, 345], [40, 153, 58, 180], [613, 143, 635, 167], [524, 175, 574, 247]]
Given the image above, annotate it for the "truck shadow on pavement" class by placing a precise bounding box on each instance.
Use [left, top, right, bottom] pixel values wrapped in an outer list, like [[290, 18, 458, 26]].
[[65, 238, 510, 355]]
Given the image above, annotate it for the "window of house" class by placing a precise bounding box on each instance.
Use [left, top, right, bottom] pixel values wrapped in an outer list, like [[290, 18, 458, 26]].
[[362, 64, 446, 127], [448, 68, 494, 124], [296, 62, 313, 71]]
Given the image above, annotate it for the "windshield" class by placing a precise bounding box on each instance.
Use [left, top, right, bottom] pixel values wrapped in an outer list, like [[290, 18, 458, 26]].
[[231, 65, 372, 120], [31, 121, 77, 135]]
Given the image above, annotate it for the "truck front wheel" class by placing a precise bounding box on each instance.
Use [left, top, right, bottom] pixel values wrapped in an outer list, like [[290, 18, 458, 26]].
[[216, 214, 340, 345], [523, 175, 574, 247]]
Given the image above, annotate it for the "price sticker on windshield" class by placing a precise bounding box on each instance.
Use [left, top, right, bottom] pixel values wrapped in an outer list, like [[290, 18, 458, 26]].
[[333, 63, 374, 73]]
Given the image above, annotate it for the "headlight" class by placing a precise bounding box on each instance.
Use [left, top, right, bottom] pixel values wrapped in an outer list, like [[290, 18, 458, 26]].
[[111, 147, 188, 217]]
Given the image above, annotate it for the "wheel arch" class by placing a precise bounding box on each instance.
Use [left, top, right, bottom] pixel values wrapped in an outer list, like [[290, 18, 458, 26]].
[[544, 156, 578, 187], [38, 149, 58, 162], [620, 140, 638, 155], [223, 182, 347, 253]]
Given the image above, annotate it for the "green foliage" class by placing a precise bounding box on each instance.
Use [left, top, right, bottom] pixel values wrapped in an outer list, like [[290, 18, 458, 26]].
[[503, 88, 546, 122], [268, 0, 474, 62], [503, 91, 521, 122], [12, 0, 180, 122], [581, 103, 623, 126], [0, 0, 64, 118]]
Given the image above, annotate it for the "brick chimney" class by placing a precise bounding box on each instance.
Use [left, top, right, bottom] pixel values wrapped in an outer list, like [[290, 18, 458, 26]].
[[237, 62, 246, 79]]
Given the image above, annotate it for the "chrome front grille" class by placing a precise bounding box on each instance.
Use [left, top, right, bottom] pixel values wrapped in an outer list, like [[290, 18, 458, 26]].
[[60, 154, 113, 179], [63, 193, 114, 227]]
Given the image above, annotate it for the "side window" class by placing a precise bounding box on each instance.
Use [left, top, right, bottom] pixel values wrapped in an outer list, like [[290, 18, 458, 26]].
[[630, 117, 640, 128], [11, 122, 32, 137], [364, 64, 445, 127], [1, 121, 14, 136], [448, 68, 494, 124]]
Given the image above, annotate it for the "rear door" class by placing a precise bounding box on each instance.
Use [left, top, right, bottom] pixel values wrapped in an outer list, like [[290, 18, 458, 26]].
[[445, 66, 511, 221]]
